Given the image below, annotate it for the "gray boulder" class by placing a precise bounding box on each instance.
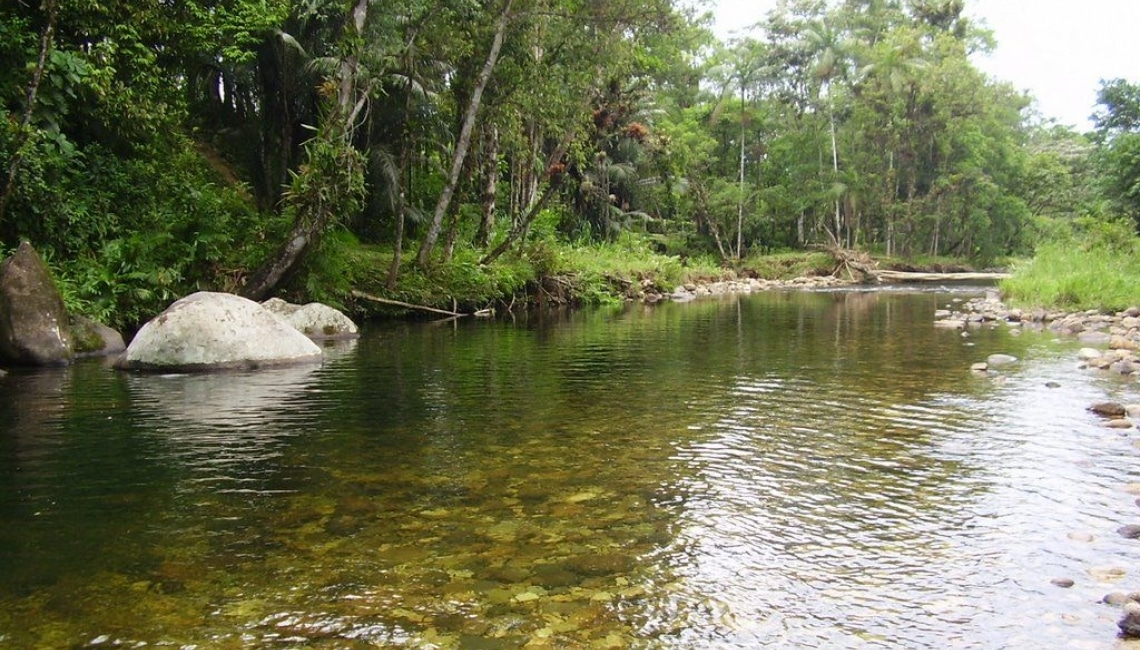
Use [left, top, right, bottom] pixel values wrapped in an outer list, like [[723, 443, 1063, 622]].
[[115, 292, 323, 371], [0, 241, 72, 365], [261, 297, 359, 340], [70, 315, 126, 358]]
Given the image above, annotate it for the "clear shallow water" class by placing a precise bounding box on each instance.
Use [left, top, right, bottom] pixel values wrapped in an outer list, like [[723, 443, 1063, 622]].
[[3, 289, 1140, 648]]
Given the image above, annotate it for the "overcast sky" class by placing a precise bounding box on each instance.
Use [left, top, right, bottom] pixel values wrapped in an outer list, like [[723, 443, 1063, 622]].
[[710, 0, 1140, 130]]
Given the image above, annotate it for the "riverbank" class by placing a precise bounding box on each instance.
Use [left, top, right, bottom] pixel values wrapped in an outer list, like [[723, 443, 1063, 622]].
[[341, 241, 982, 319]]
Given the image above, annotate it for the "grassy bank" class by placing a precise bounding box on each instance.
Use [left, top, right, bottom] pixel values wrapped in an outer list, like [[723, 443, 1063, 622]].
[[1001, 221, 1140, 312]]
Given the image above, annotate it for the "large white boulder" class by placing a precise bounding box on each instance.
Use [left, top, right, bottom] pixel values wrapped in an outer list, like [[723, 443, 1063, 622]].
[[261, 297, 359, 340], [116, 292, 323, 371]]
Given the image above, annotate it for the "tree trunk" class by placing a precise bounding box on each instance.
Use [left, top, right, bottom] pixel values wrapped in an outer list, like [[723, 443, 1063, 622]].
[[476, 126, 499, 247], [416, 0, 514, 268], [441, 204, 461, 263], [828, 87, 842, 248], [387, 199, 406, 289], [480, 131, 574, 266], [480, 176, 561, 266], [736, 81, 746, 259], [387, 27, 420, 289], [0, 0, 58, 227]]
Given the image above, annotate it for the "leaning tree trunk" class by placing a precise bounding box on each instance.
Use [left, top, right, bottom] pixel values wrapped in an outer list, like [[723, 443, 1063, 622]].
[[416, 0, 514, 268], [0, 0, 58, 227]]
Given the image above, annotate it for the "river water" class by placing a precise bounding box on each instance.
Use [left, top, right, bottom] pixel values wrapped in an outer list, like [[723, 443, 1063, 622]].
[[3, 288, 1140, 649]]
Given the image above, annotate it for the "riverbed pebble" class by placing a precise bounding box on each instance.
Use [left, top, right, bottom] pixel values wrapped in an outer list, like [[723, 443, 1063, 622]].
[[1120, 602, 1140, 637], [1103, 592, 1140, 606], [1089, 402, 1127, 418]]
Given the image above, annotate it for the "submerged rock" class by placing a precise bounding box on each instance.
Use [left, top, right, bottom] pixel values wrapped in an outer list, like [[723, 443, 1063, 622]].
[[0, 241, 72, 365], [986, 354, 1018, 367], [116, 292, 323, 371]]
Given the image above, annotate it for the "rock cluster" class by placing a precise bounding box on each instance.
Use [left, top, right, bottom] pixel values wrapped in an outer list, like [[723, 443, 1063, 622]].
[[116, 292, 324, 372], [116, 292, 361, 372], [668, 275, 845, 302], [939, 292, 1140, 638], [938, 294, 1140, 379]]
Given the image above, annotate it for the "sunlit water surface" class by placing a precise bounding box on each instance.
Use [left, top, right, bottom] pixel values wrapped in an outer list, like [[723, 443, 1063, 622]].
[[3, 289, 1140, 649]]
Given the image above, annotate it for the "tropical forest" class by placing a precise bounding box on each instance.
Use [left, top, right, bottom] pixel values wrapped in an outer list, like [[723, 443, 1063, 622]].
[[13, 1, 1140, 647], [2, 0, 1139, 328]]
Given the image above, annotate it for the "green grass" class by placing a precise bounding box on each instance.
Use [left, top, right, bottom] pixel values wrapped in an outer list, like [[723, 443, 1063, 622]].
[[554, 235, 729, 295], [742, 251, 836, 280], [1001, 239, 1140, 312]]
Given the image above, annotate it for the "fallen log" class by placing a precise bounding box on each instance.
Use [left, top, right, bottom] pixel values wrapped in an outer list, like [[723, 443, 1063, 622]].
[[874, 270, 1010, 282], [350, 290, 467, 317]]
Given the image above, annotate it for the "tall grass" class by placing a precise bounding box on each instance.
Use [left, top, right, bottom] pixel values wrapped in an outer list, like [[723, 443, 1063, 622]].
[[1001, 224, 1140, 311], [556, 234, 726, 286], [743, 250, 835, 279]]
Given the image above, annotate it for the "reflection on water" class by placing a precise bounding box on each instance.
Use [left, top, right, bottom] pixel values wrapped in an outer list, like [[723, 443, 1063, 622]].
[[2, 291, 1140, 648]]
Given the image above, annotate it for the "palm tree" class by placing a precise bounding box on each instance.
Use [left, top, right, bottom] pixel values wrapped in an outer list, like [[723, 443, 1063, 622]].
[[856, 28, 930, 256], [802, 17, 849, 245]]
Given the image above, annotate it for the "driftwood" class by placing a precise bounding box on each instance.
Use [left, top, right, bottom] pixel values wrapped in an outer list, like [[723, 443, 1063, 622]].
[[874, 270, 1011, 282], [821, 246, 1008, 283], [351, 290, 467, 317], [823, 245, 879, 282]]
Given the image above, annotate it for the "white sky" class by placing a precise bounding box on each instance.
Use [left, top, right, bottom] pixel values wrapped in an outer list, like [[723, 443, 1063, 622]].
[[711, 0, 1140, 130]]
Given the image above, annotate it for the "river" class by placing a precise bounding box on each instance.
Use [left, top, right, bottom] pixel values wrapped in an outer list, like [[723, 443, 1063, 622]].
[[2, 288, 1140, 649]]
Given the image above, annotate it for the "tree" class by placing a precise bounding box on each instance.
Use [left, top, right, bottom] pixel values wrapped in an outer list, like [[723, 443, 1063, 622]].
[[0, 0, 57, 227], [415, 0, 514, 268], [241, 0, 371, 300]]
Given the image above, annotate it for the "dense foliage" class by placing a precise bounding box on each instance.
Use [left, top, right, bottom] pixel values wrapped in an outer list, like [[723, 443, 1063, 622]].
[[0, 0, 1134, 326]]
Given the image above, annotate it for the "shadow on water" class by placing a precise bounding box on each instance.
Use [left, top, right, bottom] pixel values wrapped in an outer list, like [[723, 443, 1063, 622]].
[[2, 289, 1140, 647]]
